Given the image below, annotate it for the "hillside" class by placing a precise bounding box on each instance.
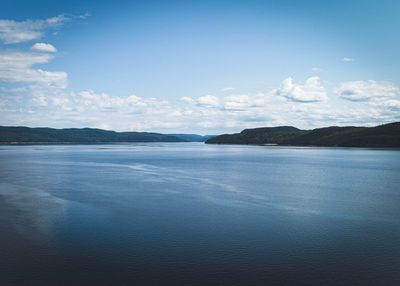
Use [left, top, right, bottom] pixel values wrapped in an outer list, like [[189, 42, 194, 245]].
[[206, 126, 306, 145], [206, 122, 400, 147], [0, 126, 185, 144]]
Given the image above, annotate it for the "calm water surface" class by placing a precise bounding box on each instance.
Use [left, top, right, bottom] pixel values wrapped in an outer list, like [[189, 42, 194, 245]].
[[0, 143, 399, 285]]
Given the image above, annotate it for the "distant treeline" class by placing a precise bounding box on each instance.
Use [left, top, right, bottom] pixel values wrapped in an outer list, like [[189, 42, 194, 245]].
[[206, 122, 400, 148], [0, 126, 184, 143], [2, 123, 399, 147]]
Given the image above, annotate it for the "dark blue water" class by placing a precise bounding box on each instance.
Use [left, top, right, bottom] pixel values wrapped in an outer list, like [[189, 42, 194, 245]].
[[0, 143, 399, 285]]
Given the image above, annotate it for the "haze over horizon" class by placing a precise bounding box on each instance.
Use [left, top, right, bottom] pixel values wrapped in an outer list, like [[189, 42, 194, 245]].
[[1, 0, 399, 134]]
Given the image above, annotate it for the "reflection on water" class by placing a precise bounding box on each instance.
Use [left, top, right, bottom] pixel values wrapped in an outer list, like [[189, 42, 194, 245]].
[[0, 143, 399, 285]]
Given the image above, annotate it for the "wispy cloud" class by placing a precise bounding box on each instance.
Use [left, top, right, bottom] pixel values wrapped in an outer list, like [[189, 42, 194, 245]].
[[342, 57, 354, 62], [0, 14, 68, 44], [0, 14, 88, 88], [0, 13, 89, 44], [311, 67, 323, 73], [0, 51, 67, 88]]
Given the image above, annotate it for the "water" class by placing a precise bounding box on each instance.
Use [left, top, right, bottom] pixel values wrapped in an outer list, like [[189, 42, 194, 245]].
[[0, 143, 399, 285]]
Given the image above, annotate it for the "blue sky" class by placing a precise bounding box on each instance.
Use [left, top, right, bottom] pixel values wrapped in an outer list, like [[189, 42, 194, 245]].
[[0, 0, 399, 133]]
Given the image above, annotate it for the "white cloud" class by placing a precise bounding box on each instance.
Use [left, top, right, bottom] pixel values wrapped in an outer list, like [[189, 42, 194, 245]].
[[337, 80, 399, 101], [381, 99, 400, 111], [275, 76, 328, 102], [311, 67, 323, 73], [342, 57, 354, 62], [196, 95, 220, 107], [1, 57, 398, 134], [2, 14, 397, 133], [1, 82, 398, 133], [31, 42, 57, 53], [0, 15, 68, 44], [223, 95, 250, 110], [78, 90, 155, 111], [0, 52, 67, 88], [180, 96, 196, 104]]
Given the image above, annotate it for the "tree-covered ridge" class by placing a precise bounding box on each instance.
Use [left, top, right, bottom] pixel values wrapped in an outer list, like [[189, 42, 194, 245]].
[[0, 126, 185, 143], [206, 122, 400, 148]]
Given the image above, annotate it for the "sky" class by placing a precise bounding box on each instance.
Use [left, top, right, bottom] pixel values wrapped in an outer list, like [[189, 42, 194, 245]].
[[0, 0, 399, 134]]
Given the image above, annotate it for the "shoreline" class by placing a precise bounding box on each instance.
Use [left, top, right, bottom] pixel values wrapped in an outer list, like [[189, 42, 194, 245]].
[[0, 141, 399, 149]]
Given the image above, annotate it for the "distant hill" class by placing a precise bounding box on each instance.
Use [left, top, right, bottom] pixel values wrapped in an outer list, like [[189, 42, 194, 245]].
[[206, 122, 400, 148], [0, 126, 185, 144], [168, 134, 215, 142]]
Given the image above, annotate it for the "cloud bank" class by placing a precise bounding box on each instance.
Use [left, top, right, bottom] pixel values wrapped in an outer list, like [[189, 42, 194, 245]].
[[0, 15, 399, 133]]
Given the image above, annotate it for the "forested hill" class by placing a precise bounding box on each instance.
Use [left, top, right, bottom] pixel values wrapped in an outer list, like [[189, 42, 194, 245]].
[[0, 126, 185, 143], [206, 122, 400, 148]]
